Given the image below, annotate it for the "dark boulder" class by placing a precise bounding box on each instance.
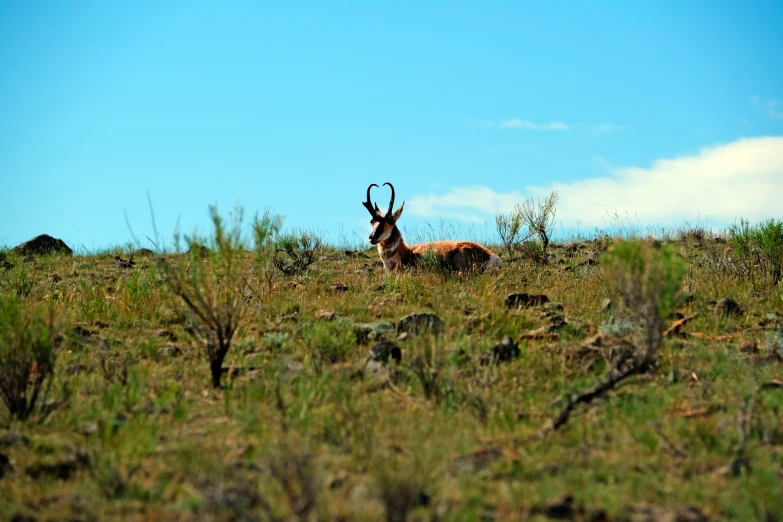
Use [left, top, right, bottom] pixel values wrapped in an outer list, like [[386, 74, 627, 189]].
[[11, 234, 73, 256], [505, 292, 550, 309]]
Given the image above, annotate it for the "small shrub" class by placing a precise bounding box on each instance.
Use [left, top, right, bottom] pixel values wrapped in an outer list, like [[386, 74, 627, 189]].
[[405, 342, 450, 404], [99, 355, 130, 387], [263, 332, 290, 351], [160, 205, 266, 388], [301, 322, 354, 368], [0, 263, 34, 298], [0, 296, 58, 421], [87, 415, 158, 498], [678, 224, 708, 245], [125, 269, 154, 307], [727, 218, 783, 291], [517, 190, 559, 263], [517, 239, 545, 264], [495, 207, 530, 261], [375, 469, 426, 522], [252, 208, 284, 253], [369, 442, 437, 522], [252, 208, 284, 297], [274, 230, 323, 276], [601, 240, 687, 367]]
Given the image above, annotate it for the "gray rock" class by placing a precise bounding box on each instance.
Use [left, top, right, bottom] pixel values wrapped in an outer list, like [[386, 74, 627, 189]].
[[396, 313, 444, 335], [368, 341, 402, 365]]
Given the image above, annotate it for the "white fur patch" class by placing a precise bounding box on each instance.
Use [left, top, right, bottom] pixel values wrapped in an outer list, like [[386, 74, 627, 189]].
[[376, 227, 393, 243], [381, 236, 401, 255]]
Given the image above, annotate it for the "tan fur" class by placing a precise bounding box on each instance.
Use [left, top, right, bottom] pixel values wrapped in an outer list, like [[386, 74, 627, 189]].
[[376, 225, 498, 272], [410, 241, 496, 271]]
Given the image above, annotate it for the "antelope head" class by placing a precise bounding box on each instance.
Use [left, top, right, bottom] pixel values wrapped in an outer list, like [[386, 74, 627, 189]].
[[363, 182, 405, 245]]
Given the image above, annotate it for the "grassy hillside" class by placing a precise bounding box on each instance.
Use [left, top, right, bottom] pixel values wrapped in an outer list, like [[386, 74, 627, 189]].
[[1, 214, 782, 521]]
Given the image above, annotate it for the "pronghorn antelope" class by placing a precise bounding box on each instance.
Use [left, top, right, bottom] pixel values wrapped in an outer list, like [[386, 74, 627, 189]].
[[363, 182, 502, 272]]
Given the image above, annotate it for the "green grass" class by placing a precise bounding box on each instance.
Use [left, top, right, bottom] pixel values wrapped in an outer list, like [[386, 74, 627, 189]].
[[1, 224, 782, 521]]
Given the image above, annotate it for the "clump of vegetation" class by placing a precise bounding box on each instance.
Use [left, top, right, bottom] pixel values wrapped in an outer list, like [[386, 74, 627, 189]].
[[518, 190, 559, 263], [0, 296, 58, 421], [495, 207, 529, 261], [727, 218, 783, 291], [302, 321, 354, 370], [159, 205, 267, 388], [678, 223, 709, 246], [0, 263, 34, 298], [261, 447, 321, 521], [87, 414, 158, 498], [405, 341, 450, 404], [601, 239, 687, 366], [494, 190, 559, 263], [415, 247, 452, 278], [373, 461, 429, 522], [273, 229, 323, 276], [252, 208, 284, 296]]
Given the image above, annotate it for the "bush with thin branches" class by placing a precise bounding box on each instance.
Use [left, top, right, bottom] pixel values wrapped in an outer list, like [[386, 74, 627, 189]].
[[0, 296, 58, 421], [273, 230, 323, 276], [517, 190, 559, 263], [495, 207, 530, 261], [160, 205, 275, 388], [252, 208, 284, 297], [601, 239, 687, 368]]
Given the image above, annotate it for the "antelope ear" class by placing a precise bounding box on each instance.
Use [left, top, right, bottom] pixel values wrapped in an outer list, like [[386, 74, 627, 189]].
[[374, 203, 382, 214], [391, 202, 405, 222]]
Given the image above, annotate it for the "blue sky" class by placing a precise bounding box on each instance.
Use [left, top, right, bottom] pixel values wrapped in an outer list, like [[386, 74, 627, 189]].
[[1, 1, 782, 251]]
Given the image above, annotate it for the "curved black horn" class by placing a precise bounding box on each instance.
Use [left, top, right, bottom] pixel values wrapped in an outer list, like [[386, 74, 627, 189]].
[[383, 182, 395, 217], [367, 183, 379, 203], [362, 183, 380, 217]]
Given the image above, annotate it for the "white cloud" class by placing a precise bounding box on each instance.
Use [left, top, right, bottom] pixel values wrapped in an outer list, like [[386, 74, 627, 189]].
[[408, 186, 524, 221], [752, 96, 783, 120], [498, 119, 571, 131], [407, 136, 783, 229]]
